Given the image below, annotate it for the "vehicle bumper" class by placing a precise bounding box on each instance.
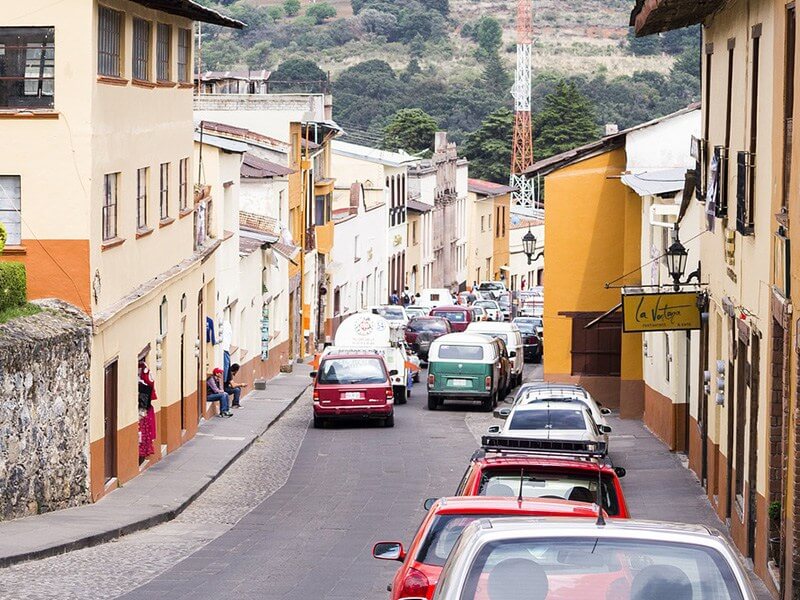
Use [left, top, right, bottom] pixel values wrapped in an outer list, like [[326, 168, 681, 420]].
[[428, 390, 492, 401], [314, 403, 393, 418]]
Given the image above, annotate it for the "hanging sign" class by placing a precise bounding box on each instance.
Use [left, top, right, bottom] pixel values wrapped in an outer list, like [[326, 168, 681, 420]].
[[622, 291, 701, 332]]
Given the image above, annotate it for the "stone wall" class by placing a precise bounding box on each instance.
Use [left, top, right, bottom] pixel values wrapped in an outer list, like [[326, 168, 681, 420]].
[[0, 299, 91, 520]]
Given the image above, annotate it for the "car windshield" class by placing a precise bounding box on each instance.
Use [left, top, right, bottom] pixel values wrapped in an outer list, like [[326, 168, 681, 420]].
[[437, 344, 484, 360], [460, 538, 744, 600], [476, 332, 510, 346], [479, 283, 504, 290], [436, 310, 467, 322], [317, 358, 386, 385], [478, 469, 619, 515], [476, 301, 498, 309], [514, 319, 540, 333], [508, 409, 586, 431], [409, 318, 449, 333], [416, 514, 504, 567], [498, 297, 511, 307], [373, 307, 405, 321]]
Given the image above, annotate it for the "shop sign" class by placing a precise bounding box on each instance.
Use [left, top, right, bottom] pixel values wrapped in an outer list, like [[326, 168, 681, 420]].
[[622, 291, 701, 332]]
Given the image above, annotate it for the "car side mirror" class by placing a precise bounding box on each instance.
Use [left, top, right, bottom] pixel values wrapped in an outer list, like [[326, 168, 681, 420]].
[[423, 497, 438, 511], [493, 407, 511, 419], [309, 371, 317, 379], [389, 369, 399, 376], [599, 425, 612, 434], [372, 541, 405, 562], [509, 351, 517, 358], [487, 425, 501, 434], [614, 466, 626, 478], [600, 408, 612, 415]]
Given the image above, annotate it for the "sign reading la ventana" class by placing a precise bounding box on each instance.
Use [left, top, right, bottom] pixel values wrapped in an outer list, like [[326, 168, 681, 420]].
[[622, 292, 701, 333]]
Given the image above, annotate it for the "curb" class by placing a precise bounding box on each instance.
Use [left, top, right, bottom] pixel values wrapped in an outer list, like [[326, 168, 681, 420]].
[[0, 382, 310, 568]]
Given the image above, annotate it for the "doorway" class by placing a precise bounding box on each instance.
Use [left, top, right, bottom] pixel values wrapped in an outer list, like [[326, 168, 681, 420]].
[[682, 331, 691, 452], [180, 329, 186, 431], [196, 289, 204, 423], [746, 332, 759, 558], [103, 360, 118, 482]]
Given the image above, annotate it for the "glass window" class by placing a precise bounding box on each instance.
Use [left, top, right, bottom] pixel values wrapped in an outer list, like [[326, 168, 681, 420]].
[[159, 162, 169, 219], [136, 167, 148, 229], [0, 176, 21, 245], [98, 7, 122, 77], [477, 331, 510, 345], [417, 515, 505, 567], [372, 306, 405, 321], [317, 358, 386, 385], [177, 28, 191, 83], [409, 318, 449, 333], [461, 538, 745, 600], [132, 18, 150, 81], [437, 344, 484, 360], [435, 310, 467, 322], [509, 408, 586, 431], [103, 173, 119, 241], [0, 27, 55, 109], [179, 157, 188, 210], [156, 23, 171, 81]]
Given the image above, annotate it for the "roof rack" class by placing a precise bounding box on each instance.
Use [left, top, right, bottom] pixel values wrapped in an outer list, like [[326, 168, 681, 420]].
[[481, 435, 608, 458]]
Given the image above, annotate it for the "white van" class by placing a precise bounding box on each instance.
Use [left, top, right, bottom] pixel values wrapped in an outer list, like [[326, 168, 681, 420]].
[[418, 288, 454, 308], [465, 321, 524, 387]]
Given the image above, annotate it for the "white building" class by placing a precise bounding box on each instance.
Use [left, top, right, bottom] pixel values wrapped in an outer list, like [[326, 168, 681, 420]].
[[509, 215, 545, 291]]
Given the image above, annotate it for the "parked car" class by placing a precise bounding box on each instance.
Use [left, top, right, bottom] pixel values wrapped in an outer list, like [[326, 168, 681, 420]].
[[465, 321, 524, 387], [429, 305, 474, 333], [476, 280, 507, 299], [311, 353, 396, 428], [506, 382, 612, 430], [427, 333, 505, 411], [473, 299, 502, 321], [426, 519, 759, 600], [488, 401, 611, 447], [511, 317, 542, 362], [469, 306, 487, 322], [404, 317, 451, 362], [497, 294, 512, 320], [372, 496, 604, 600], [456, 439, 629, 518], [457, 291, 476, 306], [405, 305, 430, 319]]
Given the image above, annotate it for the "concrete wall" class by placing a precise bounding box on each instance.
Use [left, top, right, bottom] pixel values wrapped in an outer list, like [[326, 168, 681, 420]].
[[0, 301, 91, 520]]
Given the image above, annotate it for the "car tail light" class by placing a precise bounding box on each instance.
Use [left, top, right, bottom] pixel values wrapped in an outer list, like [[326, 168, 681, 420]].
[[398, 567, 431, 598], [428, 374, 435, 386], [313, 388, 319, 401], [485, 376, 492, 390], [385, 387, 394, 399], [405, 331, 418, 343]]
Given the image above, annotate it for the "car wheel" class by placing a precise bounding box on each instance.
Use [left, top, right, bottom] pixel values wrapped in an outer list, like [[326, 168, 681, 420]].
[[394, 385, 407, 405], [535, 352, 543, 364], [481, 395, 493, 412], [427, 395, 438, 410], [313, 415, 324, 429], [384, 413, 395, 427]]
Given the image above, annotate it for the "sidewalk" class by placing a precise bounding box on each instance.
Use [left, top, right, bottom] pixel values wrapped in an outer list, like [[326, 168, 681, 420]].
[[609, 416, 773, 600], [0, 363, 311, 568]]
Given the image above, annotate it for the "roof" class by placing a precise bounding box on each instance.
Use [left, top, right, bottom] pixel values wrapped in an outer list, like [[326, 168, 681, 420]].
[[194, 131, 248, 154], [468, 178, 516, 197], [239, 231, 266, 256], [434, 332, 496, 345], [272, 242, 300, 261], [475, 517, 717, 540], [239, 212, 279, 239], [241, 153, 294, 179], [620, 167, 688, 196], [199, 121, 289, 152], [198, 69, 270, 82], [473, 454, 616, 474], [630, 0, 724, 36], [524, 103, 701, 177], [510, 215, 544, 230], [332, 140, 418, 167], [430, 496, 601, 518], [406, 197, 433, 213], [131, 0, 244, 28]]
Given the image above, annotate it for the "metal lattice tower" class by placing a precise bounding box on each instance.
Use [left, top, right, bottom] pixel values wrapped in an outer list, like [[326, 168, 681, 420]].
[[510, 0, 538, 214]]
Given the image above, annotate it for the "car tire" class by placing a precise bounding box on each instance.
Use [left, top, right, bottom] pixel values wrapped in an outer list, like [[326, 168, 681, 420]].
[[481, 395, 493, 412], [427, 395, 438, 410], [394, 385, 407, 405], [534, 352, 542, 364], [313, 415, 324, 429], [384, 413, 395, 427]]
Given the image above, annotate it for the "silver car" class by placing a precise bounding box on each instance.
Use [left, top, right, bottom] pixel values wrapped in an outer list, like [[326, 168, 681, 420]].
[[489, 401, 611, 448], [503, 383, 612, 430], [422, 518, 758, 600]]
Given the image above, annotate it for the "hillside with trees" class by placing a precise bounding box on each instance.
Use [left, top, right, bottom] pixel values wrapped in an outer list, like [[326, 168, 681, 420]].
[[196, 0, 700, 182]]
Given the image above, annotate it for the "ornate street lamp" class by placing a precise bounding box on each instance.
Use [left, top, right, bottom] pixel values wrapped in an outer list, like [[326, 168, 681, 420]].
[[665, 232, 700, 291], [522, 227, 544, 265]]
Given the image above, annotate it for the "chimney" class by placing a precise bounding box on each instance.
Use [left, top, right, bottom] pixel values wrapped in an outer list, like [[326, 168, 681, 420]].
[[604, 123, 619, 136], [435, 131, 448, 152]]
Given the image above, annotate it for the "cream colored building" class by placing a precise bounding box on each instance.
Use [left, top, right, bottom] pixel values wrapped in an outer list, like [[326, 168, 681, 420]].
[[508, 216, 544, 292], [467, 179, 515, 288], [0, 1, 242, 500]]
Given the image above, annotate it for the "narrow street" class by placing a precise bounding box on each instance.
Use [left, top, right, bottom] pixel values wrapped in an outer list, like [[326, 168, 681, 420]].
[[0, 362, 771, 599]]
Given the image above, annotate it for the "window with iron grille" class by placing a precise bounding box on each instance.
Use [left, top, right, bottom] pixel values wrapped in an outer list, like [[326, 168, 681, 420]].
[[156, 23, 171, 81], [177, 28, 190, 83], [0, 176, 22, 245], [132, 18, 150, 81], [136, 167, 148, 230], [103, 173, 119, 241], [97, 7, 122, 77], [160, 162, 169, 219], [0, 27, 55, 109], [736, 151, 755, 235], [179, 157, 188, 210], [713, 146, 729, 218]]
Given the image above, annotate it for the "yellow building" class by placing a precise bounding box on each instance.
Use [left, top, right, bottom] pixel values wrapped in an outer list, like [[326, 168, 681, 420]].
[[466, 179, 514, 286], [526, 137, 643, 414], [0, 1, 241, 500]]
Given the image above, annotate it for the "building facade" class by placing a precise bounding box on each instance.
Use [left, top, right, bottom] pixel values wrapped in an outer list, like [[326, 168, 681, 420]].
[[466, 179, 514, 287]]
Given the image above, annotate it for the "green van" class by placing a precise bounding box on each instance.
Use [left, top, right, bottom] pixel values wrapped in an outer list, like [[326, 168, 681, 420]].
[[426, 333, 504, 412]]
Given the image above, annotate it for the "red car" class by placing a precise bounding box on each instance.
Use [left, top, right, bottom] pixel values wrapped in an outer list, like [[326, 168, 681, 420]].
[[455, 451, 630, 518], [311, 353, 396, 428], [428, 305, 474, 332], [404, 317, 451, 361], [372, 496, 604, 600]]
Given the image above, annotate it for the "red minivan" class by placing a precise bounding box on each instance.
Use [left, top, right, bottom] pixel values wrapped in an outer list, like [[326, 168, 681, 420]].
[[428, 305, 473, 332], [311, 353, 396, 428]]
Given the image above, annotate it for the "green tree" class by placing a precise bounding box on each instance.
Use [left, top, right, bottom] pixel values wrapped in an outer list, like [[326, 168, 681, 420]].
[[283, 0, 301, 16], [306, 2, 337, 24], [243, 40, 270, 68], [271, 58, 327, 91], [474, 16, 502, 55], [267, 5, 285, 20], [201, 38, 243, 70], [0, 222, 6, 254], [383, 108, 438, 153], [627, 27, 661, 56], [461, 108, 514, 183], [673, 47, 700, 78], [534, 80, 599, 158]]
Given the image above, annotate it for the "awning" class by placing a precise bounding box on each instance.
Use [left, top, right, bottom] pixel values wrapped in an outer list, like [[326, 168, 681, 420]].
[[621, 168, 687, 197]]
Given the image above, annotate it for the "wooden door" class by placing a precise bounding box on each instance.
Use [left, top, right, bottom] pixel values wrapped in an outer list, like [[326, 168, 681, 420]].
[[180, 330, 186, 431], [197, 289, 204, 423], [103, 360, 118, 481]]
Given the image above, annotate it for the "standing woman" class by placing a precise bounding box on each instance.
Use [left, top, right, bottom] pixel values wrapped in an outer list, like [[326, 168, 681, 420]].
[[138, 359, 158, 461]]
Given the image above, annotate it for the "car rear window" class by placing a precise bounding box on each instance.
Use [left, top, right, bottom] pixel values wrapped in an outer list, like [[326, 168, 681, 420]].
[[460, 538, 744, 600], [372, 307, 405, 321], [409, 318, 448, 333], [476, 331, 510, 346], [416, 514, 502, 567], [437, 344, 484, 360], [479, 283, 503, 290], [317, 358, 386, 385], [475, 301, 497, 309], [508, 409, 586, 430], [435, 310, 467, 322], [477, 469, 620, 515]]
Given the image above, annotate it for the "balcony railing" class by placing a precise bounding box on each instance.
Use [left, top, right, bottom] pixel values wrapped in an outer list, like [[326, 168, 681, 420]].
[[736, 151, 755, 236]]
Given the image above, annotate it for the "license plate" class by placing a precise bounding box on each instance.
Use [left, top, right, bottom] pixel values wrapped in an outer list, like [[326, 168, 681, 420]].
[[342, 391, 363, 400], [449, 378, 470, 387]]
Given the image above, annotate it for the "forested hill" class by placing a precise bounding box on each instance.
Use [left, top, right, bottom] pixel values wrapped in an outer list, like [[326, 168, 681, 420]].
[[196, 0, 699, 182]]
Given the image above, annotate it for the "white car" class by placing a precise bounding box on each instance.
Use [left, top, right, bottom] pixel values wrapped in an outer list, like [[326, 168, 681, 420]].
[[405, 305, 429, 319], [428, 519, 760, 600], [507, 382, 611, 430], [476, 280, 507, 299], [465, 321, 524, 387], [488, 401, 610, 447], [474, 299, 502, 321]]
